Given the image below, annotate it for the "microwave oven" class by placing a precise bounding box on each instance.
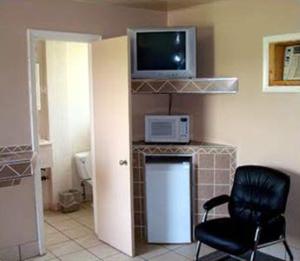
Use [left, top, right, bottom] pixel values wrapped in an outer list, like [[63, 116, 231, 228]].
[[145, 115, 190, 143]]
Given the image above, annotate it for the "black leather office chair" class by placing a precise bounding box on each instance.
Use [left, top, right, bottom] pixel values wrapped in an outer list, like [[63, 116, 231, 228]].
[[195, 165, 293, 261]]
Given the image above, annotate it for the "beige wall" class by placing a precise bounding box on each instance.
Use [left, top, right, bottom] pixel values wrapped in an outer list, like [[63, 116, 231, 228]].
[[168, 0, 300, 246], [132, 94, 171, 141], [2, 0, 300, 251], [0, 0, 165, 249]]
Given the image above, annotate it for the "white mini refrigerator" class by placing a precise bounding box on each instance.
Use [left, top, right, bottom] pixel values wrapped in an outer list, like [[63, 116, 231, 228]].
[[145, 156, 192, 244]]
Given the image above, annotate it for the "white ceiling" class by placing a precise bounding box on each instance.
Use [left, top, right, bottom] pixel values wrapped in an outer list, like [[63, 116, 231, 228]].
[[74, 0, 225, 11]]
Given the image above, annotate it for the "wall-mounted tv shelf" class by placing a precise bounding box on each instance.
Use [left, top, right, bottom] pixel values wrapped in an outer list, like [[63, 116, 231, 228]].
[[131, 77, 238, 94]]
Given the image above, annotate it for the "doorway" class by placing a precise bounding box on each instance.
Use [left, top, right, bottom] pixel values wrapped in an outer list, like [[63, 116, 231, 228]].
[[28, 30, 136, 258], [28, 30, 101, 255]]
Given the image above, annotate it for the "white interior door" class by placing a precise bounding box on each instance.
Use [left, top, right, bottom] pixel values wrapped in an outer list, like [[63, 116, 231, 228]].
[[91, 36, 134, 256]]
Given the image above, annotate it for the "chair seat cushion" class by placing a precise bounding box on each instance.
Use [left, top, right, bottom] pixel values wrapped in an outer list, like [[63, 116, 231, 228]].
[[195, 216, 285, 256], [195, 218, 253, 255]]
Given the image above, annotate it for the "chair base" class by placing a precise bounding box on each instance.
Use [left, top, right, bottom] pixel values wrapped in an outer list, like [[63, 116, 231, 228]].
[[195, 240, 294, 261], [283, 240, 294, 261]]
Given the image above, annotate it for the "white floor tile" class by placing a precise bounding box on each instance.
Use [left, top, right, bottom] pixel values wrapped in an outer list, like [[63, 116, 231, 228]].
[[88, 243, 119, 259], [84, 221, 95, 230], [63, 226, 93, 239], [45, 232, 69, 246], [103, 252, 144, 261], [137, 244, 169, 259], [163, 244, 185, 250], [44, 223, 58, 235], [48, 219, 81, 231], [42, 207, 211, 261], [74, 235, 103, 248], [75, 215, 93, 223], [260, 244, 286, 259], [59, 250, 99, 261], [66, 209, 92, 219], [47, 240, 83, 257], [292, 247, 300, 260], [174, 243, 215, 259], [45, 214, 71, 224], [75, 216, 95, 229], [149, 251, 190, 261], [44, 211, 62, 218]]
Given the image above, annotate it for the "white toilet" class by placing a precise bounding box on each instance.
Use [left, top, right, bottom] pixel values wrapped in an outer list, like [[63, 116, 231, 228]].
[[74, 151, 92, 199]]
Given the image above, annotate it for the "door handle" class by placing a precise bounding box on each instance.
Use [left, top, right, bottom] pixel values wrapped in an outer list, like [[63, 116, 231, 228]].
[[119, 160, 128, 166]]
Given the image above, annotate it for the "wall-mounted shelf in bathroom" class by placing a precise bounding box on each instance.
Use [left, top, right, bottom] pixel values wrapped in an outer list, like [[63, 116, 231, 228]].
[[131, 77, 239, 94]]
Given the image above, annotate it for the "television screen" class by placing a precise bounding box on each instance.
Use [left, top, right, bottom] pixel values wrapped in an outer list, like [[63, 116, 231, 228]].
[[129, 27, 196, 78], [137, 32, 186, 71]]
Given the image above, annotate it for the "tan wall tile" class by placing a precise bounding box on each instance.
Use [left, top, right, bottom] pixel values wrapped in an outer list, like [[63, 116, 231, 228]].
[[214, 185, 230, 197], [197, 185, 214, 199], [132, 153, 139, 167], [198, 154, 214, 169], [215, 170, 230, 184], [134, 213, 145, 226], [133, 182, 144, 197], [139, 168, 144, 182], [195, 199, 206, 214], [139, 153, 145, 167], [215, 154, 230, 169], [133, 168, 139, 182], [197, 169, 214, 184], [194, 214, 202, 224], [134, 198, 142, 212]]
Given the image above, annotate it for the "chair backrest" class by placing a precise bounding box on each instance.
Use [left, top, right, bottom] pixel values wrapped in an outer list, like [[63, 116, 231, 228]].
[[229, 165, 290, 225]]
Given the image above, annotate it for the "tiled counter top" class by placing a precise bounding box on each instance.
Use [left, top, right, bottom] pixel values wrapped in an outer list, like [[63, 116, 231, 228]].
[[132, 141, 237, 241], [0, 145, 36, 187], [132, 141, 236, 179]]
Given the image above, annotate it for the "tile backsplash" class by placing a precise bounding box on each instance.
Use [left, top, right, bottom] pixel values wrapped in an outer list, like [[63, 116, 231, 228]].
[[0, 144, 32, 154], [0, 144, 34, 188], [132, 142, 237, 241]]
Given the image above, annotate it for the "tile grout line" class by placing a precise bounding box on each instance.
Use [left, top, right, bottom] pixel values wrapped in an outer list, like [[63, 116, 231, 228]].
[[44, 207, 200, 261], [44, 221, 82, 259], [168, 247, 194, 260], [45, 207, 127, 260], [140, 249, 171, 261], [44, 207, 103, 260], [44, 207, 299, 261], [66, 215, 104, 261]]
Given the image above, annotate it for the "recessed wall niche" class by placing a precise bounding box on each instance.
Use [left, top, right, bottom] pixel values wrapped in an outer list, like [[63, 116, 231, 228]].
[[263, 32, 300, 93]]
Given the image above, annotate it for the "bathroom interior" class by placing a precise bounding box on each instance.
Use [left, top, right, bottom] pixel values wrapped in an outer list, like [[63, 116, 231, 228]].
[[35, 39, 95, 238]]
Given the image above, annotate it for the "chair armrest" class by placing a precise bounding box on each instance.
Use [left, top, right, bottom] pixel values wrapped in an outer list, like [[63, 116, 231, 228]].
[[203, 195, 230, 211]]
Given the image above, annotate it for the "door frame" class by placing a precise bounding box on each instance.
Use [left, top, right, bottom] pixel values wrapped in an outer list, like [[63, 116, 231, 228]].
[[27, 29, 101, 255]]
